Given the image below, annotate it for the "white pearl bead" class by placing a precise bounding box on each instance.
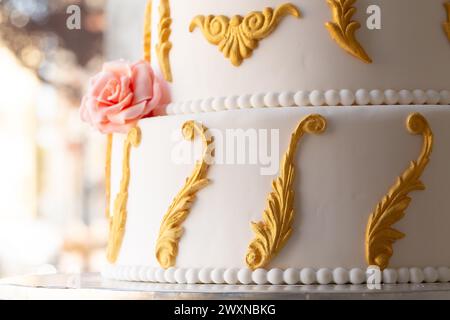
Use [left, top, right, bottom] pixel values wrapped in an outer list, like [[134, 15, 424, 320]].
[[369, 90, 384, 105], [333, 268, 349, 285], [267, 269, 284, 285], [382, 269, 398, 284], [180, 101, 192, 114], [300, 268, 316, 285], [279, 92, 294, 107], [349, 268, 365, 285], [164, 267, 177, 283], [264, 92, 280, 108], [211, 268, 226, 284], [310, 90, 325, 107], [398, 90, 413, 105], [174, 268, 187, 284], [237, 268, 253, 285], [426, 90, 440, 105], [238, 94, 252, 109], [325, 90, 340, 106], [437, 267, 450, 283], [201, 98, 214, 112], [355, 89, 370, 105], [317, 268, 333, 285], [440, 90, 450, 105], [409, 268, 425, 284], [340, 89, 355, 106], [283, 268, 300, 285], [185, 269, 200, 284], [413, 90, 427, 104], [146, 268, 156, 282], [212, 97, 226, 111], [384, 89, 399, 105], [191, 100, 203, 113], [252, 269, 268, 285], [223, 268, 239, 285], [250, 93, 265, 108], [423, 267, 438, 283], [397, 268, 410, 283], [294, 91, 310, 106], [156, 268, 166, 283], [198, 268, 212, 284], [224, 96, 238, 109]]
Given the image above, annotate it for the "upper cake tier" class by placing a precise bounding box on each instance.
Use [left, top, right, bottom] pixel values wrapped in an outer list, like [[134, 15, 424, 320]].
[[148, 0, 450, 105]]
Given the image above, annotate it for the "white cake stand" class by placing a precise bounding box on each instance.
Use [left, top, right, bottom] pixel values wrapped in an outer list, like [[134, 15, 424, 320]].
[[1, 273, 450, 300]]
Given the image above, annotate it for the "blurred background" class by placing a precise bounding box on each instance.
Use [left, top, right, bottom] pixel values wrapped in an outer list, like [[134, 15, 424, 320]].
[[0, 0, 115, 278]]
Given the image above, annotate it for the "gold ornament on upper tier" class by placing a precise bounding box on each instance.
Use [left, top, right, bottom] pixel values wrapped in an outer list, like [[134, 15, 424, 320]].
[[365, 113, 434, 271], [156, 0, 173, 82], [444, 1, 450, 41], [155, 121, 214, 269], [325, 0, 372, 63], [107, 127, 142, 263], [189, 3, 301, 67], [245, 114, 327, 270], [143, 0, 153, 63]]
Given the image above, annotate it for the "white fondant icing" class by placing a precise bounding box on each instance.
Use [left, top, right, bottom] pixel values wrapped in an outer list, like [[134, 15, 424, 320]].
[[141, 0, 450, 104]]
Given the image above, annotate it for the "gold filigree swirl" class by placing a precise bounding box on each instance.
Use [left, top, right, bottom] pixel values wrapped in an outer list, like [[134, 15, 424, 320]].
[[245, 115, 327, 270], [155, 121, 214, 269], [189, 3, 301, 67], [325, 0, 372, 63], [107, 127, 142, 263], [365, 113, 434, 270], [156, 0, 173, 81]]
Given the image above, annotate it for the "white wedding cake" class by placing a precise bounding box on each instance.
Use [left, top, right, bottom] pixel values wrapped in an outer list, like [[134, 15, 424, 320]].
[[81, 0, 450, 285]]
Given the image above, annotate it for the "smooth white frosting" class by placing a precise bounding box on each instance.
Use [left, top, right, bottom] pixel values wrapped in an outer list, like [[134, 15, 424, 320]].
[[143, 0, 450, 104], [108, 106, 450, 278]]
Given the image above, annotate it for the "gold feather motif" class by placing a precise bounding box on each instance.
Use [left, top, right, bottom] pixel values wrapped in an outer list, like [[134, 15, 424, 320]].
[[156, 0, 173, 81], [107, 127, 142, 263], [155, 121, 213, 269], [365, 113, 433, 270], [325, 0, 372, 63], [246, 115, 327, 270]]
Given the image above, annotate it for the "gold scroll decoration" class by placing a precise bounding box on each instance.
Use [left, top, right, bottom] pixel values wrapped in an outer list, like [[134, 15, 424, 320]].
[[107, 127, 142, 263], [245, 115, 327, 270], [156, 0, 173, 81], [365, 113, 434, 270], [155, 121, 213, 269], [189, 3, 301, 67], [105, 133, 113, 219], [444, 1, 450, 41], [325, 0, 372, 63], [144, 0, 153, 63]]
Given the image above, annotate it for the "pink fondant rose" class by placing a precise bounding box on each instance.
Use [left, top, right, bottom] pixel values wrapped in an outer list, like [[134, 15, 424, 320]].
[[80, 60, 169, 133]]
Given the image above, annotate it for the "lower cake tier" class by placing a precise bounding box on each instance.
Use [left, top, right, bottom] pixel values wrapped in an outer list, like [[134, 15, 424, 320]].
[[103, 105, 450, 285]]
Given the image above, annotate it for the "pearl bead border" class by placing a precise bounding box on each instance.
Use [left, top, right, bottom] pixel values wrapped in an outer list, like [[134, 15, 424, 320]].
[[163, 89, 450, 115], [102, 265, 450, 285]]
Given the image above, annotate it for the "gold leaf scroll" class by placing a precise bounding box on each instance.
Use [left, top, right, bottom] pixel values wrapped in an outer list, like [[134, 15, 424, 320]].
[[105, 133, 113, 219], [107, 127, 142, 263], [325, 0, 372, 63], [246, 115, 327, 270], [189, 3, 301, 67], [444, 1, 450, 41], [156, 0, 173, 81], [155, 121, 213, 269], [144, 0, 153, 63], [365, 113, 434, 270]]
